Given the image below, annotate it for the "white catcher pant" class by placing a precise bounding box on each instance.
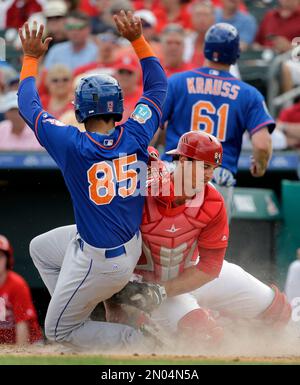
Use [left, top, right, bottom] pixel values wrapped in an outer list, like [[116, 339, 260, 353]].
[[30, 225, 147, 351], [152, 261, 275, 332]]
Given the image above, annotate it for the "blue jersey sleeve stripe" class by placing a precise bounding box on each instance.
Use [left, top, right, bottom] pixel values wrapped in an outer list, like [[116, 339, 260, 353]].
[[85, 126, 124, 149], [249, 120, 275, 135], [140, 96, 162, 117], [191, 70, 237, 81]]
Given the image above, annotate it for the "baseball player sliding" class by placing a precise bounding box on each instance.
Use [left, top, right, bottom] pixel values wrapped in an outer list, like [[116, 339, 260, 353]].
[[17, 11, 167, 350], [107, 133, 291, 345]]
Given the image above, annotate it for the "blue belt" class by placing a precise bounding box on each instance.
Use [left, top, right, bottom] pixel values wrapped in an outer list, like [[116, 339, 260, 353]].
[[105, 245, 126, 258], [77, 231, 139, 259]]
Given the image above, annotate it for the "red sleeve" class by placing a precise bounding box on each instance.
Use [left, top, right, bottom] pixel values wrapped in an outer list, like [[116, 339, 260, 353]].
[[11, 279, 37, 324], [196, 247, 226, 277], [198, 200, 229, 250]]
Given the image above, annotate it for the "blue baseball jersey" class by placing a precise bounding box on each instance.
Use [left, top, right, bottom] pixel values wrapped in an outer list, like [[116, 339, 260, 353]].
[[18, 56, 167, 248], [162, 67, 275, 174]]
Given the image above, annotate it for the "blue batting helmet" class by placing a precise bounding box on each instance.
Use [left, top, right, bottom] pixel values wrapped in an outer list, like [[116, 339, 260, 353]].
[[74, 75, 124, 123], [204, 23, 240, 65]]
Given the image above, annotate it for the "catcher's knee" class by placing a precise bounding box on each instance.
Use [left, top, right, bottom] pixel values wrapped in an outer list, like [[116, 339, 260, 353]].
[[177, 308, 223, 344], [257, 285, 292, 328]]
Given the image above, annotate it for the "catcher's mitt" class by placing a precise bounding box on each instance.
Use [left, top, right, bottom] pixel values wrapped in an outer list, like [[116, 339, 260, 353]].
[[110, 281, 167, 313]]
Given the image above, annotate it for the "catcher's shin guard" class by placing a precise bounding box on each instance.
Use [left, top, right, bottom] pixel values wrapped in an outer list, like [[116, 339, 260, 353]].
[[178, 308, 223, 346], [257, 285, 292, 328]]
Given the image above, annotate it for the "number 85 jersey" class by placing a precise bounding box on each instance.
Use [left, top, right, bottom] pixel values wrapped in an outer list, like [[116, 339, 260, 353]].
[[162, 67, 275, 175], [18, 76, 164, 249]]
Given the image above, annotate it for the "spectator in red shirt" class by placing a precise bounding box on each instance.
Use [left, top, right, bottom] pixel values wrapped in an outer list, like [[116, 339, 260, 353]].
[[160, 24, 193, 77], [113, 55, 142, 124], [6, 0, 42, 29], [0, 235, 42, 345], [40, 64, 74, 120], [255, 0, 300, 53]]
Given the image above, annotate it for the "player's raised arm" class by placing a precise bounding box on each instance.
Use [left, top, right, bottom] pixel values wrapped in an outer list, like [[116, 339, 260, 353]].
[[114, 10, 167, 123], [17, 22, 52, 127]]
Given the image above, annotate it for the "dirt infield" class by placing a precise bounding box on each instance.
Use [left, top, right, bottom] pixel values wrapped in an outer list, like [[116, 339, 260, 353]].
[[1, 343, 300, 365]]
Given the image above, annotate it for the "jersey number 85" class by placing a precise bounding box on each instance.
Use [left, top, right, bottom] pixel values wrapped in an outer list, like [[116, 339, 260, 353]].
[[87, 154, 138, 205]]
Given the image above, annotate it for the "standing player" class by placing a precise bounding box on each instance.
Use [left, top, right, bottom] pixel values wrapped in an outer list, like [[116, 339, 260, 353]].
[[109, 133, 291, 342], [17, 11, 167, 350], [161, 23, 274, 215]]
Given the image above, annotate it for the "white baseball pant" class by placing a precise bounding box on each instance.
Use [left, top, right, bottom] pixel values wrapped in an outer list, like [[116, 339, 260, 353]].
[[30, 225, 150, 351], [151, 261, 275, 331]]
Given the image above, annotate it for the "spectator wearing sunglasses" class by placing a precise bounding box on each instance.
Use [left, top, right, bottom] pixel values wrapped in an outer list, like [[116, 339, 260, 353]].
[[41, 64, 74, 120], [43, 11, 99, 71]]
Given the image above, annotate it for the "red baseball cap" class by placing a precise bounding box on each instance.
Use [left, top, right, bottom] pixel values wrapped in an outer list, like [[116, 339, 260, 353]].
[[115, 55, 139, 73]]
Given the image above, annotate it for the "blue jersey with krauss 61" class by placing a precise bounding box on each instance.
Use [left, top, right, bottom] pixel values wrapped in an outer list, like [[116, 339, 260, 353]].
[[18, 56, 167, 248], [162, 67, 275, 175]]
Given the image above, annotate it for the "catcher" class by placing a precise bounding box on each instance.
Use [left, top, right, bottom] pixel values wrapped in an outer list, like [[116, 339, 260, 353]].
[[107, 131, 291, 345]]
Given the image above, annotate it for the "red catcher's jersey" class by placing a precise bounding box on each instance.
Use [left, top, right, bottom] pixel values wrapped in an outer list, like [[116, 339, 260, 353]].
[[0, 271, 42, 344], [135, 183, 229, 282]]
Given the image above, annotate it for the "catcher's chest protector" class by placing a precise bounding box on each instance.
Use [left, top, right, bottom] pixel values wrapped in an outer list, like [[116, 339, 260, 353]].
[[136, 184, 221, 282]]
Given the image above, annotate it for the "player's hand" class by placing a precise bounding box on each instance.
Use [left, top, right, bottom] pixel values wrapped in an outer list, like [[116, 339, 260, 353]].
[[250, 156, 266, 177], [113, 10, 142, 42], [212, 167, 236, 187], [19, 22, 52, 59], [110, 281, 167, 313]]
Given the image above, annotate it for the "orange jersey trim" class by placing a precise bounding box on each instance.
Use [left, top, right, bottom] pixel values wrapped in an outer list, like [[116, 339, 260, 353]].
[[141, 96, 162, 117], [85, 126, 124, 149], [20, 56, 39, 81], [34, 110, 44, 140], [131, 35, 155, 60]]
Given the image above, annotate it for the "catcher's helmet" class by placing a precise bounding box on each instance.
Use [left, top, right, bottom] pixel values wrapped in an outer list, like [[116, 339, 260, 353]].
[[166, 131, 223, 166], [74, 74, 124, 123], [0, 234, 14, 270], [204, 23, 240, 65]]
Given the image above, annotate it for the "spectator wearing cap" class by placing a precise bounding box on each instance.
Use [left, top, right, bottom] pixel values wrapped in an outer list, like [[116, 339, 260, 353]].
[[0, 91, 44, 151], [43, 11, 99, 71], [184, 1, 216, 68], [215, 0, 257, 51], [0, 234, 43, 345], [40, 64, 74, 120], [134, 10, 159, 43], [114, 55, 142, 124], [43, 0, 68, 49], [256, 0, 300, 53], [160, 24, 193, 77], [74, 32, 120, 78]]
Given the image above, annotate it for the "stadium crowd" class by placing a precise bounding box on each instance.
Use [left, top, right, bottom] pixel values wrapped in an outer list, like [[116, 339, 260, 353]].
[[0, 0, 300, 151]]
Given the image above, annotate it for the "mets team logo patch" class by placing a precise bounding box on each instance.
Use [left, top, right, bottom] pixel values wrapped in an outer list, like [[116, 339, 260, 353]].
[[131, 104, 152, 124]]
